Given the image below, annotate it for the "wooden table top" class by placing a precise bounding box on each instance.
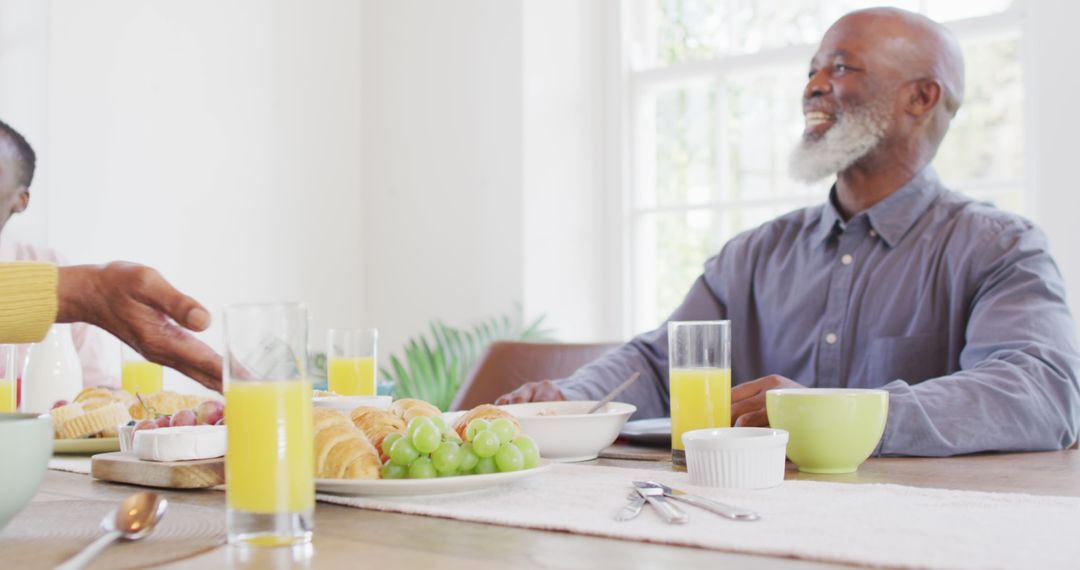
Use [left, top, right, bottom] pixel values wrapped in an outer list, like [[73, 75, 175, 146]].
[[24, 448, 1080, 569]]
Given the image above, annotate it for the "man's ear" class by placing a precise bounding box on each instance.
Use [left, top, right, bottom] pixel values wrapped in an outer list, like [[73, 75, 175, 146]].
[[906, 79, 943, 118], [12, 189, 29, 213]]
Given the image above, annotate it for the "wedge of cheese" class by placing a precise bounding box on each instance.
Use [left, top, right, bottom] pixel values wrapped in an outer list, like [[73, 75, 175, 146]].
[[132, 425, 227, 462]]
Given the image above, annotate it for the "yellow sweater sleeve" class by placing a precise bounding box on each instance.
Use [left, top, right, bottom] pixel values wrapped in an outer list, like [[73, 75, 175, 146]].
[[0, 262, 58, 343]]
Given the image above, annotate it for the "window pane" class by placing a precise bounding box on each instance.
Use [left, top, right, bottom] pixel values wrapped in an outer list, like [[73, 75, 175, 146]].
[[650, 0, 1015, 66], [724, 65, 827, 202], [932, 33, 1024, 213], [650, 82, 718, 208], [653, 0, 920, 65], [633, 205, 806, 330]]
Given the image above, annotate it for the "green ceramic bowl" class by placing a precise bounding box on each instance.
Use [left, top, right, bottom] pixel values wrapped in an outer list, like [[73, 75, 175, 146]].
[[0, 413, 54, 530], [765, 389, 888, 474]]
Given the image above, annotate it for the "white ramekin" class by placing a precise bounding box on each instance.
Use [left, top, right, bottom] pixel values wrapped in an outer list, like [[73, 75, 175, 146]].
[[683, 427, 789, 489]]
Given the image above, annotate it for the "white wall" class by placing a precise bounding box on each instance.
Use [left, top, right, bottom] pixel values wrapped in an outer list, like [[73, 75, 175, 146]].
[[43, 0, 365, 392], [522, 0, 621, 343], [361, 0, 527, 356], [1025, 3, 1080, 328], [0, 0, 50, 246]]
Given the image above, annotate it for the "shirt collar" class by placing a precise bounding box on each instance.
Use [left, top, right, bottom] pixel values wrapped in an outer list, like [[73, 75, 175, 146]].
[[812, 167, 943, 248]]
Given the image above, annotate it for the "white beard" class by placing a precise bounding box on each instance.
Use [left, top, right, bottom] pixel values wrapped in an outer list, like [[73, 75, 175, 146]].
[[788, 98, 892, 183]]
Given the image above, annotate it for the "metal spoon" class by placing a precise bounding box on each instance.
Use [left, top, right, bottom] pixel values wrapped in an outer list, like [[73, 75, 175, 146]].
[[56, 492, 168, 570], [588, 372, 642, 414]]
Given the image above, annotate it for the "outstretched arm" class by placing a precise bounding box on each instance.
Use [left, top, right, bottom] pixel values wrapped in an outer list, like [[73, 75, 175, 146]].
[[56, 262, 223, 392]]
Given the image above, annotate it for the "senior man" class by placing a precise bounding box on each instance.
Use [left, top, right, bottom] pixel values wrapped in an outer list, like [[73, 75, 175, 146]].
[[498, 7, 1080, 456]]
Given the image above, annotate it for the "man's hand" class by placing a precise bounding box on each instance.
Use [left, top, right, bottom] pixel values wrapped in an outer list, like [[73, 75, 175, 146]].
[[731, 374, 803, 427], [56, 262, 223, 392], [495, 380, 566, 405]]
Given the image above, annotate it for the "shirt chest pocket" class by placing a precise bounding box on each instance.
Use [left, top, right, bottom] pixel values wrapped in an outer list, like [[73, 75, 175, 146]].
[[866, 332, 950, 385]]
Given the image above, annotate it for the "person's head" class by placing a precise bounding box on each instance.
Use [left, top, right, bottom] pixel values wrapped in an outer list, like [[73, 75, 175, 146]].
[[789, 7, 965, 183], [0, 119, 35, 233]]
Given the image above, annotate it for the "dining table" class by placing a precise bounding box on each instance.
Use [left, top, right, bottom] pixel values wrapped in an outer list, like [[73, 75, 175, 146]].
[[9, 445, 1080, 569]]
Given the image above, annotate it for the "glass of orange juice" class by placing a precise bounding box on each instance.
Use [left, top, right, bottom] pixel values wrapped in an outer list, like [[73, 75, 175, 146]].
[[326, 328, 377, 396], [669, 320, 731, 468], [121, 345, 163, 396], [0, 344, 18, 412], [224, 303, 314, 547]]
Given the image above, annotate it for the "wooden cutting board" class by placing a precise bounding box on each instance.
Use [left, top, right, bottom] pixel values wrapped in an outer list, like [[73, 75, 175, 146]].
[[91, 452, 224, 489]]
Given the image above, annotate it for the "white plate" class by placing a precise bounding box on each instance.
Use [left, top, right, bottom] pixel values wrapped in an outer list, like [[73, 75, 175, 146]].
[[313, 395, 392, 413], [619, 417, 671, 446], [316, 460, 551, 497], [54, 437, 120, 455]]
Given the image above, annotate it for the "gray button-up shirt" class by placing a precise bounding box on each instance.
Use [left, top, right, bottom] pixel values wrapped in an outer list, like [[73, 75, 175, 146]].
[[557, 168, 1080, 456]]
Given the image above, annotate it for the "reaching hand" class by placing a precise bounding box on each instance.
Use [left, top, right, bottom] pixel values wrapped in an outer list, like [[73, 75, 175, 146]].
[[495, 380, 566, 405], [56, 262, 223, 392], [730, 374, 803, 427]]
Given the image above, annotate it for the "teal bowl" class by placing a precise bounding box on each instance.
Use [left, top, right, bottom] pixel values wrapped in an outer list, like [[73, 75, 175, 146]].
[[0, 413, 53, 530]]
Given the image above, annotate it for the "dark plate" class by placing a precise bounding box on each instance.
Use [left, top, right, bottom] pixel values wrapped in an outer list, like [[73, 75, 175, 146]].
[[618, 417, 671, 446]]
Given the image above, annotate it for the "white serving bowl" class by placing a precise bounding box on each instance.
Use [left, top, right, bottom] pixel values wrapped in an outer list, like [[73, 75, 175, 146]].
[[313, 395, 392, 413], [0, 413, 53, 530], [683, 427, 788, 489], [497, 401, 637, 462]]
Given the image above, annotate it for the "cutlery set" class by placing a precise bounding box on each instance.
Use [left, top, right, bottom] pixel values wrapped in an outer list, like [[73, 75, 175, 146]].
[[615, 481, 760, 524]]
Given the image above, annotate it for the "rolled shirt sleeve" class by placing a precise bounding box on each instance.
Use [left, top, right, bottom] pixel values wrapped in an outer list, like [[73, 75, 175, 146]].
[[0, 262, 59, 344], [556, 257, 730, 420], [879, 221, 1080, 455]]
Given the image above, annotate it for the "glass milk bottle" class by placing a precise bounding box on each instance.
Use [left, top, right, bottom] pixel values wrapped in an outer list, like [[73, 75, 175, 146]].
[[21, 324, 83, 412]]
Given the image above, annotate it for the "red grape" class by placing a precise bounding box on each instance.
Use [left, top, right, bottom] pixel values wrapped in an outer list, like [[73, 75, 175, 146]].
[[51, 400, 69, 410], [195, 400, 224, 425], [155, 415, 172, 428], [170, 409, 197, 427], [134, 419, 157, 433]]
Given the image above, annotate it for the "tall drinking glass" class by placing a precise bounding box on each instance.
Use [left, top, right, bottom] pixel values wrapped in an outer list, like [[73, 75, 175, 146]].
[[224, 303, 314, 547], [669, 320, 731, 468], [121, 345, 163, 395], [326, 328, 377, 396], [0, 345, 18, 412]]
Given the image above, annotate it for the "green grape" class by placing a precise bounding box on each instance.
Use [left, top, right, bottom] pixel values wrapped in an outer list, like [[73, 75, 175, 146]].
[[381, 432, 403, 456], [472, 430, 500, 458], [429, 416, 449, 433], [381, 462, 408, 479], [408, 457, 437, 479], [389, 437, 420, 466], [465, 419, 490, 442], [489, 418, 516, 444], [473, 456, 497, 475], [431, 441, 462, 473], [437, 468, 458, 477], [458, 442, 480, 472], [495, 442, 525, 472], [511, 435, 540, 469], [407, 416, 436, 440], [411, 422, 442, 454]]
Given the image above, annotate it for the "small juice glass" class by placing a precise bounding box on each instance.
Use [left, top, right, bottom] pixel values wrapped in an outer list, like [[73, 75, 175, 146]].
[[224, 303, 314, 547], [669, 320, 731, 468], [0, 345, 18, 412], [121, 346, 163, 395], [326, 328, 377, 396]]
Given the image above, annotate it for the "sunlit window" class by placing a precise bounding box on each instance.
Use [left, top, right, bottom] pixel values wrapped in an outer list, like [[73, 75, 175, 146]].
[[626, 0, 1025, 332]]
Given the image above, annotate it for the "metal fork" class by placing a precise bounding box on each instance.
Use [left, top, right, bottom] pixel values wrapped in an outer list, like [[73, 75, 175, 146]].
[[635, 486, 689, 524]]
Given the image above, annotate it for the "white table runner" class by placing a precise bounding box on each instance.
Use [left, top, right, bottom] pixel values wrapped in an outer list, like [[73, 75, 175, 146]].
[[317, 462, 1080, 569], [47, 457, 91, 475]]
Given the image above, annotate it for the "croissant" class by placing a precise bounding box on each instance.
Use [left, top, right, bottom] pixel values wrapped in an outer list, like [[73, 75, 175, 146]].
[[128, 391, 217, 420], [452, 404, 522, 441], [350, 407, 406, 461], [314, 408, 381, 479], [388, 398, 441, 423]]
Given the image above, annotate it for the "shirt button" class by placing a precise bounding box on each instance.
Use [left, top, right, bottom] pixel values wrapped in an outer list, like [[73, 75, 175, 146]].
[[869, 229, 878, 238], [841, 254, 853, 265], [825, 333, 838, 345]]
